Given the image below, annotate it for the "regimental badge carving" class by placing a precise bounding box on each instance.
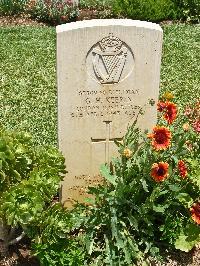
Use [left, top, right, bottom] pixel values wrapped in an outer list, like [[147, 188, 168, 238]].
[[86, 33, 134, 85]]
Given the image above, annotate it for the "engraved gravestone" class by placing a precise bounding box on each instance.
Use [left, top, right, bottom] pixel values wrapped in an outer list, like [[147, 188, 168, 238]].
[[56, 19, 163, 207]]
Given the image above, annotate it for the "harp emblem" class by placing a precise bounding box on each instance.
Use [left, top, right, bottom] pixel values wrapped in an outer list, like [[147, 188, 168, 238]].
[[92, 34, 128, 84]]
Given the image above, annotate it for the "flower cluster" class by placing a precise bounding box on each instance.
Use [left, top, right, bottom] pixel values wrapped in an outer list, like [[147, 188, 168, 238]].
[[147, 93, 199, 225], [157, 101, 177, 124]]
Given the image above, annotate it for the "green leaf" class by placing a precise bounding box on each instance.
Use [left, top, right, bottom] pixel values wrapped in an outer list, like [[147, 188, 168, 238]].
[[168, 184, 181, 192], [85, 232, 95, 255], [84, 197, 95, 205], [176, 193, 193, 208], [100, 164, 117, 186], [175, 224, 200, 252], [141, 179, 149, 192], [128, 215, 138, 230], [175, 235, 196, 252], [153, 204, 169, 213]]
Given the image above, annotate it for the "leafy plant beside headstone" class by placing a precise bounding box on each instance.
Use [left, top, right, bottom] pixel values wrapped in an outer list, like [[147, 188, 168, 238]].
[[0, 129, 66, 258], [31, 203, 86, 265], [76, 95, 200, 265], [0, 95, 199, 265]]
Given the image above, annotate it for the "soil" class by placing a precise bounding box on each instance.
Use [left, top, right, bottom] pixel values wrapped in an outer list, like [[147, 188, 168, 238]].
[[0, 237, 39, 266], [149, 244, 200, 266], [0, 14, 47, 27]]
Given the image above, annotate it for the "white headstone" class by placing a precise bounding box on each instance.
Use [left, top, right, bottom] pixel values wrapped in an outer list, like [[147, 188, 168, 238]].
[[56, 19, 163, 207]]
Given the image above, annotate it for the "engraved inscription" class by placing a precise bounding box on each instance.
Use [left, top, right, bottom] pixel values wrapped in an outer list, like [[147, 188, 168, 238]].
[[70, 88, 140, 119], [63, 174, 104, 208], [86, 33, 134, 84]]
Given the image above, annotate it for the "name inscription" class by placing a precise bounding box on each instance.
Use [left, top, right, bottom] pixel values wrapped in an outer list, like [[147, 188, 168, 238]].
[[70, 88, 140, 119]]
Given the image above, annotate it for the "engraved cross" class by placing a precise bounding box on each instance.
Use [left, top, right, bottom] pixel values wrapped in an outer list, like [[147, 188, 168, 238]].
[[91, 121, 123, 165]]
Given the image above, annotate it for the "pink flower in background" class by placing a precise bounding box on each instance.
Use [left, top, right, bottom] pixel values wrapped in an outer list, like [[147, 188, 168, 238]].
[[192, 120, 200, 133], [184, 107, 192, 117], [64, 0, 73, 5]]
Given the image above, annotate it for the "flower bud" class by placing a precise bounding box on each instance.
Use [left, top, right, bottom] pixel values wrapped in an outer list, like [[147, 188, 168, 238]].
[[123, 148, 132, 159], [182, 123, 190, 131]]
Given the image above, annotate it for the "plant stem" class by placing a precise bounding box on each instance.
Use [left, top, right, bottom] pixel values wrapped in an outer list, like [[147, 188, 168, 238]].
[[9, 231, 26, 245], [0, 219, 9, 258]]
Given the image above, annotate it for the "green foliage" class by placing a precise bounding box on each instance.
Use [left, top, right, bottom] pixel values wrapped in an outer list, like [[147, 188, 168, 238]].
[[79, 0, 113, 9], [75, 99, 200, 265], [31, 204, 85, 266], [28, 0, 79, 25], [0, 130, 34, 193], [175, 224, 200, 252], [111, 0, 199, 22], [173, 0, 200, 22], [112, 0, 177, 21], [0, 128, 66, 227], [0, 129, 86, 265], [33, 241, 85, 266], [79, 0, 114, 19], [0, 0, 28, 15]]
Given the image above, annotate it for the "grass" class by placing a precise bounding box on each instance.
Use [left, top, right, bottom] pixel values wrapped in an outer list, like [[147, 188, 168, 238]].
[[0, 26, 56, 146], [0, 24, 199, 146], [160, 24, 200, 105]]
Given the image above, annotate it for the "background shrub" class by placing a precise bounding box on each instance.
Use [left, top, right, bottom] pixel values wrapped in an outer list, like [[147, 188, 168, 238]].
[[28, 0, 79, 25], [112, 0, 178, 22], [0, 0, 28, 15], [173, 0, 200, 22], [79, 0, 114, 19], [0, 0, 199, 23], [79, 0, 112, 9]]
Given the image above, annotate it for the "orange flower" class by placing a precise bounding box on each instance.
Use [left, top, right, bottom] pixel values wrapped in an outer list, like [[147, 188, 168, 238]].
[[151, 162, 169, 182], [157, 101, 166, 112], [148, 126, 172, 150], [157, 101, 177, 124], [178, 160, 187, 178], [164, 101, 177, 124], [190, 202, 200, 225]]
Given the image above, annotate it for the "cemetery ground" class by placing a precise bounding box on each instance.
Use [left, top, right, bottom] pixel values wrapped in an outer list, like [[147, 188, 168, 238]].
[[0, 24, 199, 146], [0, 22, 200, 266]]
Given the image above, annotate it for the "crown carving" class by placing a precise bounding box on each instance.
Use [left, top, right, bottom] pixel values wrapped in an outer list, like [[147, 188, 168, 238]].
[[99, 33, 123, 53]]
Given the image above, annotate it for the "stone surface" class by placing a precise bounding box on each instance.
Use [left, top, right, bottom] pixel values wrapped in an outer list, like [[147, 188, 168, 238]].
[[56, 19, 163, 207]]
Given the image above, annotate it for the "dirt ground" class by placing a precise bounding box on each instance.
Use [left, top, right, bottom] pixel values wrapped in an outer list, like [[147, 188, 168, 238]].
[[0, 237, 39, 266], [0, 14, 47, 27]]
